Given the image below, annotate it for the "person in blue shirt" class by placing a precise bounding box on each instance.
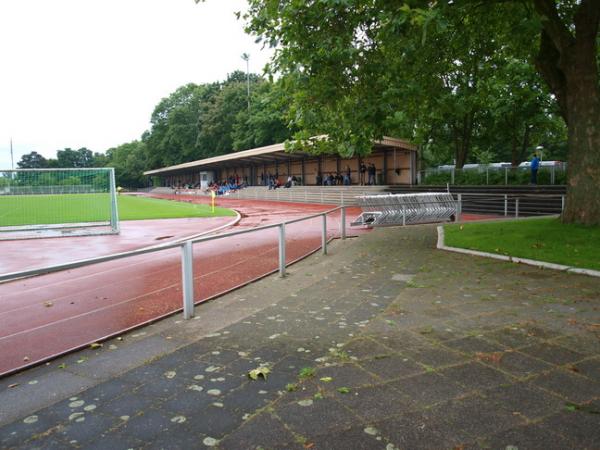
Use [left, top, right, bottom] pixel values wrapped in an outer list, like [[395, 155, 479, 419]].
[[530, 153, 540, 184]]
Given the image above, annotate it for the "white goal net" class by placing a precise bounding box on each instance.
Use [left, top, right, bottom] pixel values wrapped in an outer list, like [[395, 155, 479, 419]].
[[0, 168, 120, 239]]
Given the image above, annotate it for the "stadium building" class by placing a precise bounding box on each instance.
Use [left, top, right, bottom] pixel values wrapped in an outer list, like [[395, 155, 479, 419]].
[[144, 137, 417, 189]]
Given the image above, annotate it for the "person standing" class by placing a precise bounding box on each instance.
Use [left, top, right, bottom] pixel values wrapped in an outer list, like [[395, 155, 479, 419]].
[[359, 162, 366, 185], [368, 163, 376, 185], [344, 165, 351, 186], [530, 153, 540, 185]]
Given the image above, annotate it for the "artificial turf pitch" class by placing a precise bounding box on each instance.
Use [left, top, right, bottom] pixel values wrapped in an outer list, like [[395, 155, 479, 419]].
[[0, 194, 235, 227]]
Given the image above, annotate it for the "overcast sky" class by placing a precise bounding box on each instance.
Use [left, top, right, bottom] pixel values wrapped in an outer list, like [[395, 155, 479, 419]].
[[0, 0, 273, 168]]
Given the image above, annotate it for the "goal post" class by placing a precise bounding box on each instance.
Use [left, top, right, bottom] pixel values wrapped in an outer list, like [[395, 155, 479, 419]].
[[0, 168, 120, 239]]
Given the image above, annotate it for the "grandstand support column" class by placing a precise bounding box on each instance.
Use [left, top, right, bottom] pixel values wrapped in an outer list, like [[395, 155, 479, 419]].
[[278, 224, 286, 277], [322, 214, 327, 255], [318, 156, 322, 177], [181, 241, 195, 319], [383, 149, 388, 185]]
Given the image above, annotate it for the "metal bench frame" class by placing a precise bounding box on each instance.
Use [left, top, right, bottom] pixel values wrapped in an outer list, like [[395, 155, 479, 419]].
[[351, 192, 458, 227]]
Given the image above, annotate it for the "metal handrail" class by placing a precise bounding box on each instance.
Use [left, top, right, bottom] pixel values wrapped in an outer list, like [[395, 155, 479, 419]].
[[0, 206, 344, 283], [1, 206, 347, 319]]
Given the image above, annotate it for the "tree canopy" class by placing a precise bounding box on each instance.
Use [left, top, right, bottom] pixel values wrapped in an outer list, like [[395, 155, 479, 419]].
[[143, 71, 293, 170], [244, 0, 599, 224], [17, 147, 99, 169]]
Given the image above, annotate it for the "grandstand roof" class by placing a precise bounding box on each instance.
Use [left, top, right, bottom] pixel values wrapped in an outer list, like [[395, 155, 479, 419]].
[[143, 136, 416, 176]]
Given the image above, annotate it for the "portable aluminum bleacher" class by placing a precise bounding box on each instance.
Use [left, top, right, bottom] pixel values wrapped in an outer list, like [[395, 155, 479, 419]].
[[351, 192, 458, 227]]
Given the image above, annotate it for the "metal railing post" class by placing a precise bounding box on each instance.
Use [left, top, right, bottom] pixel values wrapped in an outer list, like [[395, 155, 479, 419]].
[[181, 241, 195, 319], [402, 205, 406, 226], [341, 207, 346, 240], [515, 198, 520, 218], [486, 167, 489, 185], [109, 168, 120, 233], [341, 190, 344, 206], [456, 194, 462, 222], [561, 195, 565, 213], [278, 223, 286, 277], [504, 194, 508, 216], [322, 214, 327, 255]]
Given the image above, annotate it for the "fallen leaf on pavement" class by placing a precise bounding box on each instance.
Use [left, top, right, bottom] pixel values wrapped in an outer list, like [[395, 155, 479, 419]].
[[248, 366, 271, 380]]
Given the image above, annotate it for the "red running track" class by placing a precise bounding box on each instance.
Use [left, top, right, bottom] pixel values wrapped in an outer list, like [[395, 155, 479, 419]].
[[0, 196, 364, 377], [0, 216, 237, 274]]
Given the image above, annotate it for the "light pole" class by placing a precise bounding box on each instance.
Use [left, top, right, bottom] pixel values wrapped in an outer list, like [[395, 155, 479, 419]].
[[536, 145, 544, 161], [241, 53, 250, 111]]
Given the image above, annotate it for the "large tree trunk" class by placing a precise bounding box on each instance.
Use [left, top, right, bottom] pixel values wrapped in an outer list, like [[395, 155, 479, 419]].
[[453, 113, 474, 168], [517, 124, 531, 166], [562, 70, 600, 224], [533, 0, 600, 225]]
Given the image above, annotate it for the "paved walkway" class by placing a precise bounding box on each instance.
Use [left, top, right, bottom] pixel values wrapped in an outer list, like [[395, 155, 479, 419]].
[[1, 225, 599, 449]]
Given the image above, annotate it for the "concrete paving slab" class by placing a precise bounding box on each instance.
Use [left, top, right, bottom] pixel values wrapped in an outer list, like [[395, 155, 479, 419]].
[[0, 224, 598, 449]]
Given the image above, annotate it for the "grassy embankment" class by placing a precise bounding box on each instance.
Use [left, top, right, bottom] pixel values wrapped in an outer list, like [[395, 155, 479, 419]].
[[444, 217, 600, 271]]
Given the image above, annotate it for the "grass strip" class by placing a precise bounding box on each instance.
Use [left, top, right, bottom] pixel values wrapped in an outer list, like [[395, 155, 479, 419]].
[[444, 217, 600, 271]]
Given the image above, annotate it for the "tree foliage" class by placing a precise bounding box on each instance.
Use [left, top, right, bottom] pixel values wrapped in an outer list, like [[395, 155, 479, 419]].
[[17, 151, 48, 169], [55, 148, 95, 168], [143, 72, 292, 168], [244, 0, 599, 224], [17, 148, 97, 169]]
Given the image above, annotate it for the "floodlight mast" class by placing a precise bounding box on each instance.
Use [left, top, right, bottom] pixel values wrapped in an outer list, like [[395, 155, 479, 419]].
[[241, 53, 250, 111]]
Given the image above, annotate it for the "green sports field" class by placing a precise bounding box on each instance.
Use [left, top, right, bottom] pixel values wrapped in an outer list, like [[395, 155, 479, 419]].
[[0, 194, 235, 227]]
